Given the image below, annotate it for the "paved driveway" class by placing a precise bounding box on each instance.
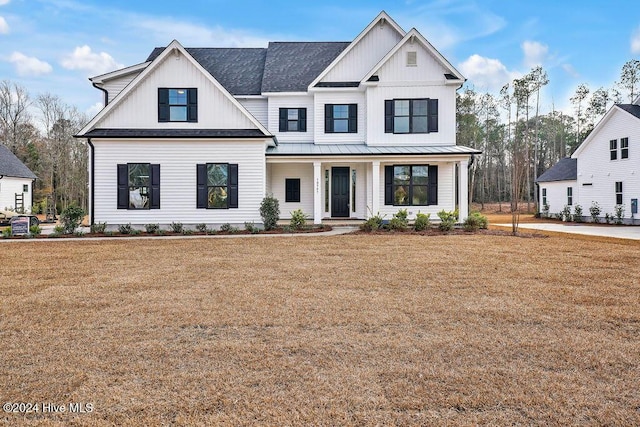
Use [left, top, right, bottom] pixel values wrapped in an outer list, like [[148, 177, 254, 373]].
[[494, 222, 640, 241]]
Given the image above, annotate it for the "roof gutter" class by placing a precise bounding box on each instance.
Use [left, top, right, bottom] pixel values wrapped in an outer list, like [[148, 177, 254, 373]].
[[87, 138, 95, 226], [92, 81, 109, 106]]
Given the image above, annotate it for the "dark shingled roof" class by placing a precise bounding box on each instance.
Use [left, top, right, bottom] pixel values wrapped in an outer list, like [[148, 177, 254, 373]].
[[147, 42, 350, 94], [0, 144, 37, 179], [617, 103, 640, 120], [536, 158, 577, 183], [147, 48, 267, 95], [82, 129, 268, 138]]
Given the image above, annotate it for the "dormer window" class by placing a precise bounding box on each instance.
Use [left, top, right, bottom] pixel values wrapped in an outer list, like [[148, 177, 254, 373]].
[[158, 88, 197, 122], [406, 51, 417, 67]]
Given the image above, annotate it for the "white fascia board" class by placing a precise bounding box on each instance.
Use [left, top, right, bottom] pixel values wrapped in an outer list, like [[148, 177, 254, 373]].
[[89, 62, 151, 84], [571, 104, 619, 158], [261, 92, 309, 97], [265, 153, 473, 164]]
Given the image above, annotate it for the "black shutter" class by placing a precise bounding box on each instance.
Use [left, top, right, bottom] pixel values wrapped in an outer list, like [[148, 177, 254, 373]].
[[196, 164, 207, 208], [279, 108, 287, 132], [428, 165, 438, 205], [117, 164, 128, 209], [187, 88, 198, 122], [348, 104, 358, 133], [324, 104, 333, 133], [384, 166, 394, 205], [299, 108, 307, 132], [150, 164, 161, 209], [385, 100, 394, 133], [228, 164, 238, 208], [427, 98, 438, 133], [158, 89, 169, 122]]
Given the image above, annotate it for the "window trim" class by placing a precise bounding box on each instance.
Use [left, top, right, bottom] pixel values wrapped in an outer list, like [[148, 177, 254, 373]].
[[621, 137, 629, 159], [285, 178, 301, 203], [117, 163, 160, 210], [567, 187, 573, 206], [384, 164, 437, 207], [385, 98, 438, 134], [206, 163, 230, 209], [610, 139, 618, 160], [324, 104, 357, 134], [542, 188, 547, 206], [158, 88, 197, 123], [279, 108, 307, 132], [615, 181, 623, 205]]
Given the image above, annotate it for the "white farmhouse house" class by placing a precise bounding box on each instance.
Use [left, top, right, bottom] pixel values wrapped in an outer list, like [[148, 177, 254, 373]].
[[77, 11, 479, 228], [0, 144, 37, 213], [537, 96, 640, 223]]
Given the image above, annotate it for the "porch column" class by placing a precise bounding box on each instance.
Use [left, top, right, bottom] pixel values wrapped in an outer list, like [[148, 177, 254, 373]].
[[458, 159, 469, 222], [371, 160, 380, 217], [313, 161, 322, 224]]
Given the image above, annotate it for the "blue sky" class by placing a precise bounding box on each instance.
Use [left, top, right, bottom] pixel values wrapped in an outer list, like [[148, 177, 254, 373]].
[[1, 0, 639, 116]]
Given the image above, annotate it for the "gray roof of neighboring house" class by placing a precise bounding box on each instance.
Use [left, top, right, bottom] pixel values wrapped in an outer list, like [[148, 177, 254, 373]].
[[536, 157, 577, 183], [0, 144, 37, 179], [617, 103, 640, 120], [146, 42, 350, 95], [266, 143, 481, 156], [82, 129, 268, 138]]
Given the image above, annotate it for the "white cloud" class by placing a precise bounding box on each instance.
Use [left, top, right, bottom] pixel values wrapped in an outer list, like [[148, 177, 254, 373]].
[[631, 27, 640, 54], [0, 16, 8, 34], [0, 0, 10, 6], [458, 54, 519, 92], [561, 63, 580, 79], [86, 102, 103, 118], [522, 41, 549, 68], [9, 52, 53, 76], [61, 45, 124, 75]]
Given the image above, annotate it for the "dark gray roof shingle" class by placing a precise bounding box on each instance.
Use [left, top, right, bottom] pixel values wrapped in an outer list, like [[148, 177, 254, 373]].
[[536, 158, 577, 183], [617, 103, 640, 120], [0, 144, 37, 179]]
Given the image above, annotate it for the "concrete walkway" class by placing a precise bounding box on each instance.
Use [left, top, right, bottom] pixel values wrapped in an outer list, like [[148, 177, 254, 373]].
[[494, 222, 640, 241], [0, 226, 359, 243]]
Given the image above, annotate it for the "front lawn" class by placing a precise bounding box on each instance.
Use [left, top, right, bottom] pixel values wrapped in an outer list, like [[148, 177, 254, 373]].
[[1, 234, 639, 425]]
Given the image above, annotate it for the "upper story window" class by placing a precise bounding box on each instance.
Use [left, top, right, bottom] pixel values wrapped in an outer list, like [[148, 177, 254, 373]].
[[279, 108, 307, 132], [621, 137, 629, 159], [324, 104, 357, 133], [385, 99, 438, 134], [158, 88, 197, 122], [610, 139, 618, 160]]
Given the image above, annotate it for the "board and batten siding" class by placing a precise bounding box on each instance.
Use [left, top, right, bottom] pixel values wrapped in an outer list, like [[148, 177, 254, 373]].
[[376, 41, 450, 83], [575, 108, 640, 218], [97, 51, 257, 130], [238, 98, 268, 128], [321, 24, 403, 83], [0, 177, 32, 213], [313, 92, 366, 143], [539, 181, 575, 216], [267, 95, 315, 143], [92, 139, 267, 225], [366, 85, 457, 145]]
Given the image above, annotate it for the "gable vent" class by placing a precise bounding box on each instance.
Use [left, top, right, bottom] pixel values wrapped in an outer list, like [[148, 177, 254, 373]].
[[406, 51, 417, 67]]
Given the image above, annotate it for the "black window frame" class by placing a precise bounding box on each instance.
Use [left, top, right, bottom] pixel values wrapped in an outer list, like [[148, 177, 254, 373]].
[[610, 139, 618, 160], [279, 108, 307, 132], [158, 88, 198, 123], [615, 181, 623, 205], [22, 184, 28, 192], [196, 163, 238, 209], [117, 163, 160, 210], [567, 187, 573, 206], [621, 137, 629, 159], [542, 188, 547, 206], [324, 104, 357, 134], [285, 178, 301, 203], [385, 98, 438, 134], [384, 164, 438, 206]]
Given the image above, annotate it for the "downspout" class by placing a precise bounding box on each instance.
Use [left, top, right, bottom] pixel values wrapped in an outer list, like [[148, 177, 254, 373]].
[[92, 82, 109, 106], [87, 138, 95, 226]]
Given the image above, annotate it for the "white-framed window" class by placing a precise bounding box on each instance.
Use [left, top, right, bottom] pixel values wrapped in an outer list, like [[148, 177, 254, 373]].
[[621, 137, 629, 159], [567, 187, 573, 206], [615, 181, 623, 205], [610, 139, 617, 160]]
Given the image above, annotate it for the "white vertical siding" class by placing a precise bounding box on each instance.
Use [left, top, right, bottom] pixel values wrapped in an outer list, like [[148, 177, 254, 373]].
[[239, 98, 268, 127], [267, 95, 315, 143], [98, 52, 257, 130], [321, 24, 403, 82], [313, 92, 366, 143], [366, 81, 457, 146], [0, 177, 32, 213], [92, 139, 267, 225], [539, 181, 575, 216], [268, 163, 314, 219], [376, 42, 450, 83], [575, 108, 640, 218], [103, 72, 142, 103]]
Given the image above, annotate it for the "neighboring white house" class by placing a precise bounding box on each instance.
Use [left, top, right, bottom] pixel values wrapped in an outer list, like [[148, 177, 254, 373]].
[[537, 96, 640, 223], [77, 11, 480, 228], [0, 144, 37, 213]]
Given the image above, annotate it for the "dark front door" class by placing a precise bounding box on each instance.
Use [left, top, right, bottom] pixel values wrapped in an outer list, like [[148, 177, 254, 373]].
[[331, 167, 350, 217]]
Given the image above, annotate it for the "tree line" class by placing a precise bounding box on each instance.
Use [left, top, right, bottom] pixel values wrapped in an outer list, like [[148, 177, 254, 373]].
[[457, 59, 640, 212], [0, 80, 89, 214]]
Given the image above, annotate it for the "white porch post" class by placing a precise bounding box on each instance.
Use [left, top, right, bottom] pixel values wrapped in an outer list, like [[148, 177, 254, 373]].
[[371, 160, 380, 217], [313, 161, 322, 224], [458, 159, 469, 222]]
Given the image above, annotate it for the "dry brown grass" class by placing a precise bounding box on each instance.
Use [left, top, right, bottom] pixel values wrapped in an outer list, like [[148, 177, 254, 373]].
[[1, 234, 639, 426]]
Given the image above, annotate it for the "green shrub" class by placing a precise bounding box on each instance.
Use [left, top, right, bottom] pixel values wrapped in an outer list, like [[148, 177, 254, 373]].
[[90, 222, 107, 234], [360, 211, 384, 232], [614, 204, 625, 225], [74, 230, 86, 237], [2, 227, 11, 238], [220, 223, 238, 233], [542, 202, 550, 218], [244, 222, 259, 234], [206, 228, 217, 235], [118, 223, 133, 234], [182, 229, 194, 235], [589, 201, 601, 223], [60, 205, 85, 234], [414, 212, 431, 231], [560, 205, 572, 221], [573, 204, 583, 223], [195, 223, 207, 233], [605, 213, 611, 224], [289, 209, 307, 230], [389, 209, 409, 231], [29, 225, 42, 236], [463, 212, 488, 232], [53, 224, 65, 234], [145, 223, 160, 233], [260, 195, 280, 230], [437, 209, 457, 231], [170, 222, 183, 233]]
